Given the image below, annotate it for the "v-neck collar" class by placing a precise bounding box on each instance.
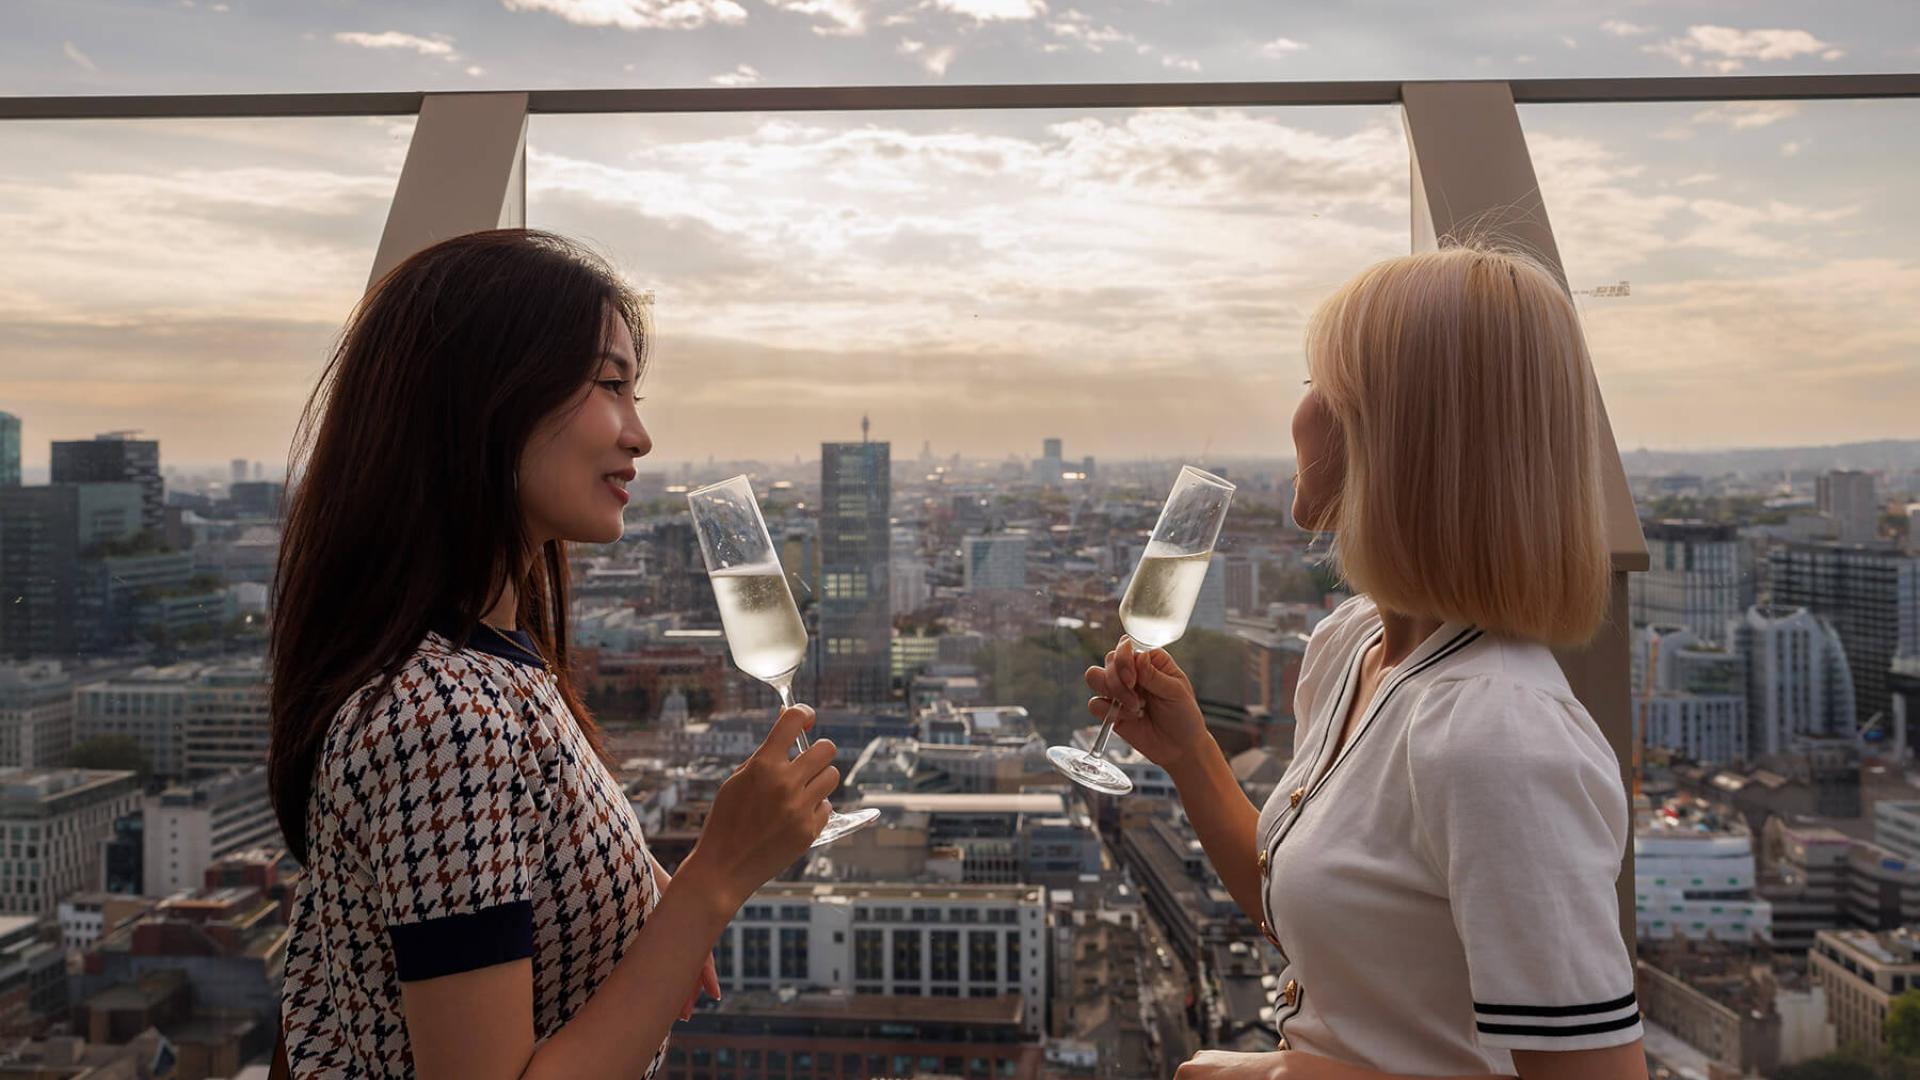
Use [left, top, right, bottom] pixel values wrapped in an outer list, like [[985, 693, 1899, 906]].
[[428, 614, 548, 670], [1306, 614, 1480, 798]]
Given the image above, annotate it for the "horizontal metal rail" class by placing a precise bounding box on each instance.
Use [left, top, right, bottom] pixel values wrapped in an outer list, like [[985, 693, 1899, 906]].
[[1, 73, 1913, 121]]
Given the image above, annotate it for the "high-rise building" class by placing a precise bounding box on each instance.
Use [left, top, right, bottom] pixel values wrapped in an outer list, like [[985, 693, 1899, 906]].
[[1632, 521, 1744, 646], [1769, 543, 1920, 730], [229, 459, 248, 486], [51, 434, 163, 533], [1632, 625, 1747, 765], [891, 558, 931, 616], [182, 657, 271, 777], [820, 432, 891, 706], [0, 661, 74, 768], [75, 663, 206, 780], [714, 882, 1048, 1035], [1817, 470, 1879, 545], [1736, 606, 1857, 758], [1032, 439, 1066, 486], [1634, 797, 1771, 945], [0, 482, 144, 658], [142, 767, 280, 897], [1223, 557, 1261, 616], [0, 768, 142, 917], [1191, 557, 1227, 632], [963, 534, 1028, 591], [0, 412, 20, 488], [1810, 929, 1920, 1051]]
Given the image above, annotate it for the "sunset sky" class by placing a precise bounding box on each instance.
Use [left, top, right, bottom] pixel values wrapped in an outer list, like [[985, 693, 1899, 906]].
[[2, 0, 1915, 473]]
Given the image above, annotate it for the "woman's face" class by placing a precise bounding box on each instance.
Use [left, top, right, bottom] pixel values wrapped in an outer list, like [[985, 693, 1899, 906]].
[[519, 310, 652, 547], [1290, 385, 1344, 532]]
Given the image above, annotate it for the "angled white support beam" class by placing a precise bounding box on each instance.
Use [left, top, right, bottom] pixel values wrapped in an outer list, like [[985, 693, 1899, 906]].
[[369, 92, 528, 289], [1401, 80, 1648, 953]]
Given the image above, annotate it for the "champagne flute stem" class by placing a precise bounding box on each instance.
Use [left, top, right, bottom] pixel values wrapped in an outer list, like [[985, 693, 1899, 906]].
[[1088, 695, 1121, 757], [774, 679, 811, 754]]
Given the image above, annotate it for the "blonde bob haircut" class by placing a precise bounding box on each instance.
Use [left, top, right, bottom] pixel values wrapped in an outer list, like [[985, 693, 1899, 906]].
[[1304, 244, 1612, 646]]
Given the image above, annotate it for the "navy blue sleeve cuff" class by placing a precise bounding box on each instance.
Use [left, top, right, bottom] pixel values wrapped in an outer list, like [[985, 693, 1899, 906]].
[[388, 900, 535, 982]]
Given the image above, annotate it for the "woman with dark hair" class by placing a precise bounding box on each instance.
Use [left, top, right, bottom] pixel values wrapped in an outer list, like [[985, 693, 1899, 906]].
[[270, 229, 837, 1078]]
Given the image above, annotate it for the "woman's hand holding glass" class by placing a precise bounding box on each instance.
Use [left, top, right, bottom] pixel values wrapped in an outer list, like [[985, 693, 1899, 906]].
[[680, 704, 840, 911], [1083, 636, 1211, 776]]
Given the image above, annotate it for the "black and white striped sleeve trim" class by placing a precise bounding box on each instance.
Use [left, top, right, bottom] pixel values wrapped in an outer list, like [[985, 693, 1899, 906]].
[[1474, 992, 1643, 1042]]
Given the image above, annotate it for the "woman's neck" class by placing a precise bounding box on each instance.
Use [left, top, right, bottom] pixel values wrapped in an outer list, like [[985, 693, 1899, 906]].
[[1374, 604, 1444, 669], [483, 577, 520, 631]]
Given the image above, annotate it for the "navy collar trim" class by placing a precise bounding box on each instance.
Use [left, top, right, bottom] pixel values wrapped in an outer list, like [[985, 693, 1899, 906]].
[[429, 614, 546, 670]]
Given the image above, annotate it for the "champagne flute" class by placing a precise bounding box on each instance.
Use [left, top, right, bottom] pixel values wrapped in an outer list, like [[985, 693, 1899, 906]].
[[688, 475, 880, 847], [1047, 465, 1237, 795]]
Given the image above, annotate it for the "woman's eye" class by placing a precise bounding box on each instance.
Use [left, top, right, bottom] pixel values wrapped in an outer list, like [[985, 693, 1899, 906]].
[[599, 379, 626, 394]]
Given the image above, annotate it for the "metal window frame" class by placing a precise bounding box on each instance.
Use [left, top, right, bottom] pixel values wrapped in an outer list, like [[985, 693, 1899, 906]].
[[10, 73, 1917, 951]]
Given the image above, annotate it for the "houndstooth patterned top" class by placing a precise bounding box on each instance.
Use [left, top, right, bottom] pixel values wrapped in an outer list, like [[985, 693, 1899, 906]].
[[280, 622, 666, 1078]]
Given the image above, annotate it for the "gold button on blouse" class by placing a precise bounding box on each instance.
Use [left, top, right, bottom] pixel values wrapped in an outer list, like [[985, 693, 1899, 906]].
[[1289, 787, 1305, 808], [1283, 979, 1300, 1008], [1276, 1037, 1290, 1051], [1257, 847, 1269, 873], [1260, 920, 1281, 948]]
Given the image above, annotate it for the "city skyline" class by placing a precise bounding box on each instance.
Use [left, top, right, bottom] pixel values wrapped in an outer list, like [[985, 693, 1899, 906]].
[[1, 2, 1916, 469]]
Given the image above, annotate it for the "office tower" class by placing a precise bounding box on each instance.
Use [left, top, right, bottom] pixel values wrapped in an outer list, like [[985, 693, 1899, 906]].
[[1631, 521, 1743, 646], [1033, 438, 1065, 486], [0, 412, 20, 487], [0, 483, 143, 658], [0, 769, 142, 917], [142, 766, 280, 896], [229, 459, 248, 486], [0, 661, 75, 768], [51, 433, 163, 533], [820, 426, 891, 706], [181, 657, 271, 777], [1817, 470, 1879, 545], [1223, 557, 1261, 616], [1633, 625, 1747, 765], [1770, 543, 1920, 729], [1735, 606, 1857, 758]]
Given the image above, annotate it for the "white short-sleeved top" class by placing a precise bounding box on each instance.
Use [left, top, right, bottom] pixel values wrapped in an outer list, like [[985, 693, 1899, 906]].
[[1254, 596, 1641, 1072]]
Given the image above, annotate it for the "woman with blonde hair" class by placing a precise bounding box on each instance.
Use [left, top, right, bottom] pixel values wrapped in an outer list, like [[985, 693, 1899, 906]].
[[1089, 246, 1646, 1079]]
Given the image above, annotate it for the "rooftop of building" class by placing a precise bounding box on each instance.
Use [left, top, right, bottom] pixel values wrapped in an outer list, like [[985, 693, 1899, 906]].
[[853, 792, 1065, 815], [691, 988, 1027, 1027], [1820, 927, 1920, 969], [1637, 795, 1751, 840], [753, 881, 1044, 905], [0, 767, 140, 806]]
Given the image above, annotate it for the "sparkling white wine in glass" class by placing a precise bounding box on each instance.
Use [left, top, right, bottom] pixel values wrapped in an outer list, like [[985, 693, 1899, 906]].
[[1116, 543, 1212, 650], [1048, 465, 1236, 796], [710, 561, 808, 682], [688, 475, 880, 847]]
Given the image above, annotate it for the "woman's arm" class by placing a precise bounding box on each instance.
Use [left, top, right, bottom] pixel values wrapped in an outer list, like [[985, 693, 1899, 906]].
[[1177, 1044, 1645, 1080], [402, 852, 737, 1078], [1512, 1044, 1647, 1080], [1167, 745, 1266, 927], [399, 705, 838, 1080], [649, 850, 724, 1020], [1094, 640, 1266, 926]]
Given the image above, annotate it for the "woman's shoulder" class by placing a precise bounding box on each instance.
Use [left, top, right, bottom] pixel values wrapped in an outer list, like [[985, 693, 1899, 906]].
[[1409, 653, 1615, 779], [323, 632, 555, 769], [1305, 594, 1378, 655]]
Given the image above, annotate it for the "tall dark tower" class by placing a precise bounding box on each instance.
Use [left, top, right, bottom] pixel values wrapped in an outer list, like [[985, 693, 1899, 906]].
[[818, 420, 891, 706]]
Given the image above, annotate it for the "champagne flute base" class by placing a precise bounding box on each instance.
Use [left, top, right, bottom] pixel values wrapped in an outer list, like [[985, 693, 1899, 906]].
[[812, 807, 882, 848], [1046, 745, 1135, 796]]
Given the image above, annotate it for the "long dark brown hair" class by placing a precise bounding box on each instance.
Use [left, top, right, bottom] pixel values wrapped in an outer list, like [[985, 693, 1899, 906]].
[[269, 229, 648, 863]]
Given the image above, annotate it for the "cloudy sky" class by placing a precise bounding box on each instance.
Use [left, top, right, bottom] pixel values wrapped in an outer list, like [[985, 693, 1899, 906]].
[[1, 0, 1915, 473]]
